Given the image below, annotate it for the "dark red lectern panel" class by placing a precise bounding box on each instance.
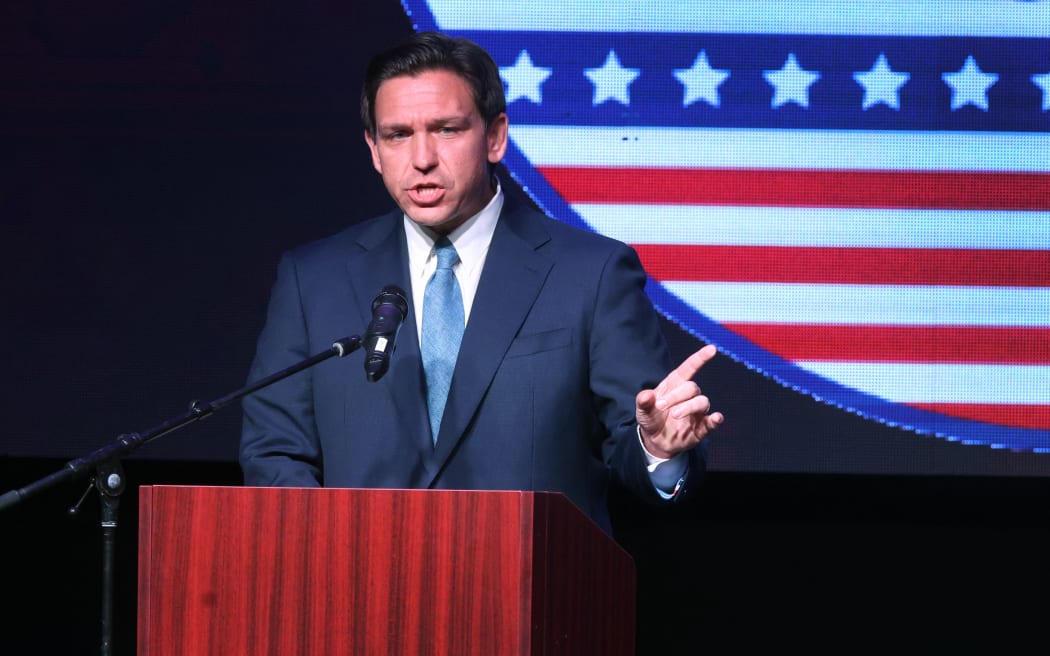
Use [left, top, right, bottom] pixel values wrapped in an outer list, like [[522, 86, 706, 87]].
[[138, 486, 636, 655]]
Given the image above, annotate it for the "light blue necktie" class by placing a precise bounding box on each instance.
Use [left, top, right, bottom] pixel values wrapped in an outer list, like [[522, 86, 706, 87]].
[[421, 237, 464, 444]]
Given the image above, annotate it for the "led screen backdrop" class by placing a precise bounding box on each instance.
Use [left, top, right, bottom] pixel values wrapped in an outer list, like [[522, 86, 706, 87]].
[[404, 0, 1050, 451], [2, 0, 1047, 477]]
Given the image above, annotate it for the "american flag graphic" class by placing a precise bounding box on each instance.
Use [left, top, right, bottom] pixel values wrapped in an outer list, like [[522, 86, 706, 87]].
[[403, 1, 1050, 451]]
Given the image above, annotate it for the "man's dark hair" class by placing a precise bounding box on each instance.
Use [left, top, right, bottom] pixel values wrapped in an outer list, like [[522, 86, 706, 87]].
[[360, 31, 507, 137]]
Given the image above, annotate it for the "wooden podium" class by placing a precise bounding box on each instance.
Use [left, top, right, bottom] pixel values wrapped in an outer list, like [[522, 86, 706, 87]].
[[137, 486, 637, 655]]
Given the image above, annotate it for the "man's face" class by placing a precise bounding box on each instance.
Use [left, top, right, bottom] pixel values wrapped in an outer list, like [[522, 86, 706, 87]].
[[365, 69, 508, 234]]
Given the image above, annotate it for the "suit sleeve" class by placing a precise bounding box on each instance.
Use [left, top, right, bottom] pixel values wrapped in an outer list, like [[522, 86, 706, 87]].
[[239, 252, 324, 487], [590, 242, 707, 505]]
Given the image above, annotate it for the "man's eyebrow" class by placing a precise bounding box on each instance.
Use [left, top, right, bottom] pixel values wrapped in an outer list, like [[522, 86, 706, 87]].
[[375, 120, 408, 132], [426, 114, 470, 127], [378, 113, 471, 130]]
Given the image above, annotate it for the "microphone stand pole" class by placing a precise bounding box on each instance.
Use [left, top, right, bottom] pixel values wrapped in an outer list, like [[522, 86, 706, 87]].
[[0, 336, 363, 656]]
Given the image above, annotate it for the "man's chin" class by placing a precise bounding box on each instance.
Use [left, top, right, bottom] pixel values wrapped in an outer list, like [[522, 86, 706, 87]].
[[405, 207, 460, 232]]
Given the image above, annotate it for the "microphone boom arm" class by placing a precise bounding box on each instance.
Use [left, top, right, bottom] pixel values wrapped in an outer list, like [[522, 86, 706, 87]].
[[0, 334, 363, 511]]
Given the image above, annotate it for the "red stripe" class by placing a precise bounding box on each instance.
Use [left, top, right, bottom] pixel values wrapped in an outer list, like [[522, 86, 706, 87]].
[[907, 403, 1050, 431], [722, 324, 1050, 364], [635, 244, 1050, 287], [539, 167, 1050, 210]]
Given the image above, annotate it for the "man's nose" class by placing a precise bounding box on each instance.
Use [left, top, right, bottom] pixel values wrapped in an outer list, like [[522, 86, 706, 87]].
[[411, 134, 437, 171]]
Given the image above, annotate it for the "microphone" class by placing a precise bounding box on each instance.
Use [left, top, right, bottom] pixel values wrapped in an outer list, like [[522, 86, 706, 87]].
[[363, 285, 409, 382]]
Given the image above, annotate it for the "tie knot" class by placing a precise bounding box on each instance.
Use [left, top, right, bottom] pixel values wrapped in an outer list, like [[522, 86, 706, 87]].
[[434, 237, 459, 270]]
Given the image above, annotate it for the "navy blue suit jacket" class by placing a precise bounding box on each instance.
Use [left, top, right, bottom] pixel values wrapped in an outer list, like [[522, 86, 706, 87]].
[[239, 194, 703, 531]]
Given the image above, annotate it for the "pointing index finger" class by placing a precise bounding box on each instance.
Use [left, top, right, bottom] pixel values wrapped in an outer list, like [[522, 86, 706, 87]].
[[673, 344, 718, 382]]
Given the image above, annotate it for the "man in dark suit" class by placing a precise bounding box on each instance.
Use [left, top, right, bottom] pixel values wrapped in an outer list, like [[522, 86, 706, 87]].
[[239, 31, 724, 533]]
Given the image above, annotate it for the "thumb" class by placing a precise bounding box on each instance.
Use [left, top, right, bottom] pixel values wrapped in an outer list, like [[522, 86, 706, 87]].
[[635, 389, 658, 417], [635, 389, 665, 442]]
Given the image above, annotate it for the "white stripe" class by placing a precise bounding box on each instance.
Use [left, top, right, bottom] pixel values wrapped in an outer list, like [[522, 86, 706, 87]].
[[509, 126, 1050, 172], [429, 0, 1050, 37], [576, 204, 1050, 250], [796, 362, 1050, 405], [662, 281, 1050, 326]]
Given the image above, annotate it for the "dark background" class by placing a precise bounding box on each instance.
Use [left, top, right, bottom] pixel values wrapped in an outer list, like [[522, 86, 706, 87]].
[[2, 2, 1049, 652]]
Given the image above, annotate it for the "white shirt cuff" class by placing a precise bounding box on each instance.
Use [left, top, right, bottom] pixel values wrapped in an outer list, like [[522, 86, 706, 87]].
[[637, 427, 688, 499]]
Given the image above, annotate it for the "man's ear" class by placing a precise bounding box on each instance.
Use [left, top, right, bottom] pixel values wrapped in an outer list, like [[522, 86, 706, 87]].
[[487, 113, 509, 164], [364, 130, 383, 174]]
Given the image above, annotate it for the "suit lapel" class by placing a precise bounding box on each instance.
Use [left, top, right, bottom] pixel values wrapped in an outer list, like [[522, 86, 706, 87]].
[[345, 211, 432, 456], [423, 199, 553, 483]]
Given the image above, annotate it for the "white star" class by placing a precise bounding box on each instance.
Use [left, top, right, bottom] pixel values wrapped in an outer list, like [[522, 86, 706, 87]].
[[499, 50, 552, 104], [763, 53, 821, 109], [673, 50, 730, 107], [942, 56, 999, 111], [853, 53, 910, 110], [584, 50, 641, 106], [1033, 71, 1050, 111]]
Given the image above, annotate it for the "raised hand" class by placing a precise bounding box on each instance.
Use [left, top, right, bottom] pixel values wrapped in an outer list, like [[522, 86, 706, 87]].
[[636, 344, 724, 459]]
